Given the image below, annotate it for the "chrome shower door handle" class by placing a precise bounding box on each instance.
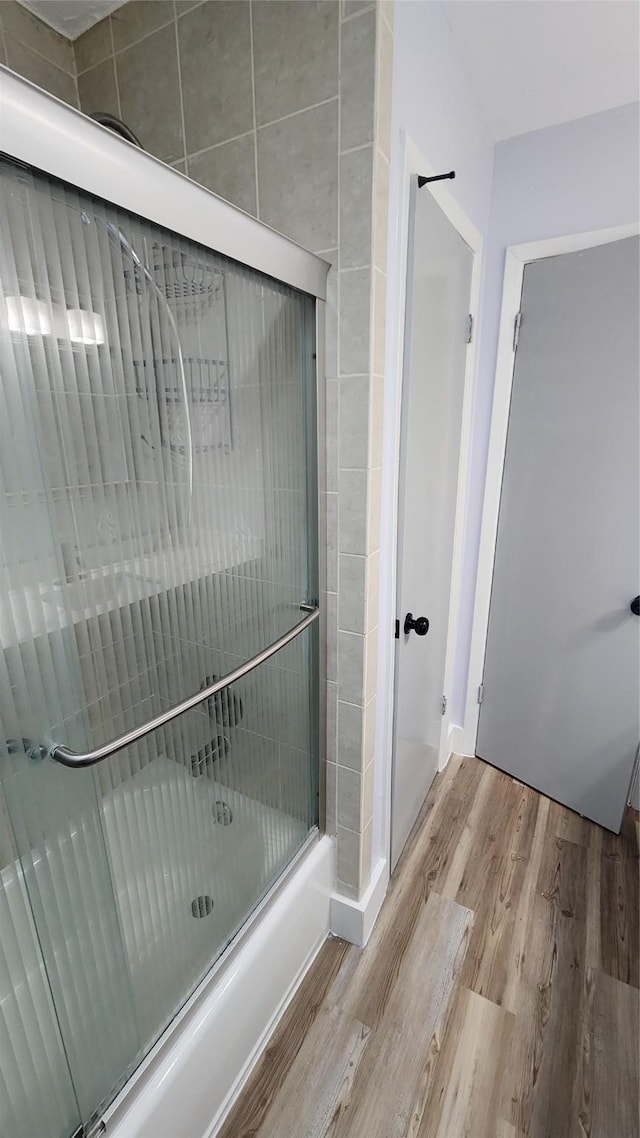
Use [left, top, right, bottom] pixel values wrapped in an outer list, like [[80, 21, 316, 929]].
[[47, 608, 320, 768]]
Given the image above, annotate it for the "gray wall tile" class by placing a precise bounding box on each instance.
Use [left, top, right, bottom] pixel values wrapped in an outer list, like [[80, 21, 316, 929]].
[[326, 491, 338, 593], [337, 765, 361, 832], [4, 36, 78, 106], [326, 377, 338, 492], [111, 0, 175, 51], [340, 146, 373, 269], [0, 0, 74, 73], [338, 629, 364, 704], [325, 759, 337, 836], [179, 1, 253, 153], [336, 823, 360, 896], [326, 590, 338, 683], [117, 23, 182, 162], [326, 679, 337, 764], [339, 468, 367, 555], [257, 100, 338, 251], [325, 253, 338, 379], [338, 699, 363, 770], [340, 7, 375, 151], [338, 553, 366, 634], [189, 134, 257, 217], [175, 0, 206, 13], [74, 17, 112, 74], [78, 58, 119, 118], [253, 0, 338, 126], [339, 374, 370, 470], [339, 268, 371, 375], [342, 0, 375, 16]]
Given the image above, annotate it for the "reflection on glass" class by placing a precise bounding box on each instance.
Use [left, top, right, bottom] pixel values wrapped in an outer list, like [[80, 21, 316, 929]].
[[0, 154, 318, 1137]]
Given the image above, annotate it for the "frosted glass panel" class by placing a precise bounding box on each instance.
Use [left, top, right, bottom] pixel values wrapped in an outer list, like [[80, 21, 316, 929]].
[[97, 622, 317, 1050], [0, 154, 319, 1137]]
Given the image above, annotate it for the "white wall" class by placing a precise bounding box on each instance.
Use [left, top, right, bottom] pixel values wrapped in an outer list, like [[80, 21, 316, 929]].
[[455, 101, 640, 731], [376, 6, 640, 861], [374, 0, 494, 858]]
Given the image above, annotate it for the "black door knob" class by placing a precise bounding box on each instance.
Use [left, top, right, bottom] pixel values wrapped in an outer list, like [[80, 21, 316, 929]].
[[631, 596, 640, 616], [404, 612, 429, 636]]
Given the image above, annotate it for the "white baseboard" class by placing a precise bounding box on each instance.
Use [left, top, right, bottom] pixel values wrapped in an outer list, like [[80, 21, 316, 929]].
[[453, 722, 477, 758], [330, 856, 389, 947], [106, 835, 334, 1138], [447, 723, 471, 757]]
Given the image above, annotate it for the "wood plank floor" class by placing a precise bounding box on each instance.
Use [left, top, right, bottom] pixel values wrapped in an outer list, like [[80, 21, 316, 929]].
[[218, 757, 640, 1138]]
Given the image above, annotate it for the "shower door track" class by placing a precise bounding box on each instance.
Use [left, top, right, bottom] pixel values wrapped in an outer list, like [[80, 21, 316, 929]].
[[45, 607, 320, 768]]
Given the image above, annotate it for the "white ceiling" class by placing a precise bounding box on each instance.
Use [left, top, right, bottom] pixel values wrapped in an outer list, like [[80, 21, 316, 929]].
[[442, 0, 640, 140], [18, 0, 127, 40]]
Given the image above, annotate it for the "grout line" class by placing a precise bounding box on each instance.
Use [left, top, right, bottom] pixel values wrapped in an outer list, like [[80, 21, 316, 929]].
[[248, 0, 260, 218], [173, 7, 188, 170], [2, 29, 76, 83], [340, 140, 373, 158], [341, 3, 377, 24], [109, 17, 122, 119], [256, 94, 339, 133], [339, 263, 373, 275], [186, 129, 256, 165], [109, 14, 177, 58]]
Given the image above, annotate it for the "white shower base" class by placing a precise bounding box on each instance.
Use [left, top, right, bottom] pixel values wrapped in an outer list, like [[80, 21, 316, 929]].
[[103, 757, 310, 1046], [105, 828, 333, 1138], [0, 759, 333, 1138]]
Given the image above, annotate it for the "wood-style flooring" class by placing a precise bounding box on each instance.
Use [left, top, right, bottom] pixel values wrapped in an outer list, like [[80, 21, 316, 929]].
[[218, 756, 640, 1138]]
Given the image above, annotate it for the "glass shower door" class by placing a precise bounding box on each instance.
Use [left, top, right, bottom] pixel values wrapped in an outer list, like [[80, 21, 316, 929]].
[[0, 153, 319, 1136], [0, 164, 140, 1135]]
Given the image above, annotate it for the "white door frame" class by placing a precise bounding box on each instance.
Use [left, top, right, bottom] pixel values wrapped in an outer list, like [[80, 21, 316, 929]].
[[377, 132, 482, 866], [462, 222, 640, 758]]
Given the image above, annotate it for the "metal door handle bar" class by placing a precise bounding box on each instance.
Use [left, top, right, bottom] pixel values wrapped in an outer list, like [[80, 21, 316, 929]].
[[49, 607, 320, 769]]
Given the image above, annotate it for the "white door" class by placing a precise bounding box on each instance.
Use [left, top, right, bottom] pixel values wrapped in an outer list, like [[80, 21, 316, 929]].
[[477, 236, 640, 833], [391, 184, 474, 868]]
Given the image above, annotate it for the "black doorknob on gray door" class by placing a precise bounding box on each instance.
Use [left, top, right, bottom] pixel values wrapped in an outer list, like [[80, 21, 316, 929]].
[[631, 596, 640, 616], [404, 613, 429, 636]]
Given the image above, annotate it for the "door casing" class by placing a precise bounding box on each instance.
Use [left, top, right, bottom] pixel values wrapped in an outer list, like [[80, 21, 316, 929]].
[[463, 223, 640, 763]]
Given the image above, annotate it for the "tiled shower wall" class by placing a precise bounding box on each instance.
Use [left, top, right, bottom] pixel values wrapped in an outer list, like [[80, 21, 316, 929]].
[[0, 0, 78, 103], [1, 0, 393, 901]]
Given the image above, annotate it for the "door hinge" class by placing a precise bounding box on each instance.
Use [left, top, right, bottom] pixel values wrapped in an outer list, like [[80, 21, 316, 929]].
[[513, 311, 522, 351], [394, 618, 400, 640], [477, 683, 484, 705], [465, 313, 474, 343], [440, 695, 447, 716]]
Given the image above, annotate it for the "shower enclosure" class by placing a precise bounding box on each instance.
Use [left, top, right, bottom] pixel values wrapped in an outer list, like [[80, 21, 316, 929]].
[[0, 71, 327, 1138]]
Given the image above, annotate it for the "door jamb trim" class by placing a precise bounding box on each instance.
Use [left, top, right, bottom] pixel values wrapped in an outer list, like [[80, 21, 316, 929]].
[[462, 222, 640, 759]]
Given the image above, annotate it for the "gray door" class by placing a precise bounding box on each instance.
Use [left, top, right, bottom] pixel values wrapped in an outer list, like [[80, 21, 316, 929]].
[[477, 236, 640, 833]]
